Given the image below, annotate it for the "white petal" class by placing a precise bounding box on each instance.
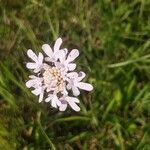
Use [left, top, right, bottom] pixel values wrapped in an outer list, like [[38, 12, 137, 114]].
[[29, 75, 36, 79], [59, 103, 67, 111], [54, 37, 62, 53], [66, 83, 71, 90], [72, 86, 80, 96], [57, 50, 66, 62], [77, 82, 93, 91], [45, 97, 50, 102], [67, 72, 78, 78], [66, 49, 79, 62], [42, 44, 53, 58], [26, 63, 37, 69], [45, 57, 52, 62], [51, 95, 58, 108], [68, 63, 76, 71], [56, 99, 61, 106], [77, 72, 86, 81], [39, 92, 44, 103], [31, 88, 41, 96], [62, 48, 68, 54], [26, 80, 34, 88], [38, 52, 44, 64], [33, 68, 41, 73], [27, 49, 38, 62], [45, 94, 52, 102], [66, 97, 80, 112]]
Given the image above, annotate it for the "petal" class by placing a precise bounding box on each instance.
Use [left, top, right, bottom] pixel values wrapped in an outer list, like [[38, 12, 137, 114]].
[[51, 95, 58, 108], [29, 75, 36, 79], [45, 57, 52, 62], [68, 63, 76, 71], [31, 88, 41, 96], [77, 82, 93, 91], [77, 72, 86, 81], [26, 63, 37, 69], [66, 97, 80, 112], [56, 99, 61, 106], [42, 44, 53, 58], [45, 94, 53, 102], [62, 48, 68, 54], [26, 80, 34, 88], [54, 37, 62, 53], [67, 72, 78, 78], [38, 52, 44, 64], [59, 103, 67, 111], [57, 50, 66, 62], [39, 92, 44, 103], [72, 86, 80, 96], [66, 49, 79, 62], [27, 49, 38, 62], [66, 83, 71, 90], [33, 68, 41, 73]]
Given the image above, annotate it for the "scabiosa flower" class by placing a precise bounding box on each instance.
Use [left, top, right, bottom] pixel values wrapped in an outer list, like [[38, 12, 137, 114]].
[[26, 37, 93, 111]]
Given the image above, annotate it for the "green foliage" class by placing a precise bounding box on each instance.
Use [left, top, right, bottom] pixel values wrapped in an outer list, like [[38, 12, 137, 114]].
[[0, 0, 150, 149]]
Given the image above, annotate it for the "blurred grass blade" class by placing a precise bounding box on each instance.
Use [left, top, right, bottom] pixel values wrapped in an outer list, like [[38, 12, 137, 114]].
[[108, 54, 150, 68], [53, 116, 90, 123]]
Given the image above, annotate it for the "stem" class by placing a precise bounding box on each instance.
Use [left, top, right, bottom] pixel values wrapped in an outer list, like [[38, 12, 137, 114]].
[[37, 111, 56, 150]]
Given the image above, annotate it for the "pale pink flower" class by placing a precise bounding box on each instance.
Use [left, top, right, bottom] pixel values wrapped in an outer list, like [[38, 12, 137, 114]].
[[26, 37, 93, 111]]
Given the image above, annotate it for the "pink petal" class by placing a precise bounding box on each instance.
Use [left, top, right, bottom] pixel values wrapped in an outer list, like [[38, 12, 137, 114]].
[[33, 68, 41, 73], [56, 99, 61, 106], [45, 94, 53, 102], [29, 75, 36, 79], [39, 92, 44, 103], [59, 103, 67, 111], [31, 88, 41, 96], [66, 83, 71, 90], [67, 72, 78, 78], [45, 57, 52, 62], [45, 97, 51, 102], [54, 37, 62, 53], [42, 44, 53, 58], [55, 50, 66, 62], [26, 80, 34, 88], [38, 52, 43, 64], [27, 49, 38, 62], [66, 97, 80, 112], [51, 95, 58, 108], [66, 49, 79, 62], [72, 86, 80, 96], [77, 72, 86, 81], [26, 63, 37, 69], [68, 63, 76, 71], [77, 82, 93, 91], [62, 48, 68, 54]]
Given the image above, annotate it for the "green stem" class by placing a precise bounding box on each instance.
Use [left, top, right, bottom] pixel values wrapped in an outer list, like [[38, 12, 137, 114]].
[[37, 111, 56, 150]]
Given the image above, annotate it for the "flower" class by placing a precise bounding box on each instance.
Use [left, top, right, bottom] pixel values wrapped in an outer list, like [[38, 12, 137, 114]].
[[26, 37, 93, 111]]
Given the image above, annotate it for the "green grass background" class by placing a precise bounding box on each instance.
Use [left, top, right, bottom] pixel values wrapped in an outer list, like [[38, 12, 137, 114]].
[[0, 0, 150, 149]]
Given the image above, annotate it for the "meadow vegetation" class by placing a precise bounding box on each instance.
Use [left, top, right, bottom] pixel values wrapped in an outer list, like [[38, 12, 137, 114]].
[[0, 0, 150, 149]]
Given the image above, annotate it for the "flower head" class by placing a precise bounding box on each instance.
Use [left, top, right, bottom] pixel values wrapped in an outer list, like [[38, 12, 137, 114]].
[[26, 37, 93, 111]]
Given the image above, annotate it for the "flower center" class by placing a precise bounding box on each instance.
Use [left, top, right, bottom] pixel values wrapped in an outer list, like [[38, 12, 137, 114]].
[[43, 67, 65, 92]]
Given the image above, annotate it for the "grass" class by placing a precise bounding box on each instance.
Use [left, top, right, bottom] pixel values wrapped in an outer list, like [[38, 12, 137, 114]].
[[0, 0, 150, 149]]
